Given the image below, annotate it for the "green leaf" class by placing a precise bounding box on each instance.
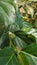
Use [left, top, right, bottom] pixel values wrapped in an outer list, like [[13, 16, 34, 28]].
[[18, 51, 37, 65], [22, 43, 37, 56], [0, 1, 16, 27], [0, 0, 14, 5], [0, 47, 21, 65], [13, 36, 27, 48], [14, 31, 36, 44]]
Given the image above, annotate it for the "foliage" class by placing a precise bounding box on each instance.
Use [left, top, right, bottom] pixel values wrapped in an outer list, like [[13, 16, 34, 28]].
[[0, 0, 37, 65], [19, 1, 37, 28]]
